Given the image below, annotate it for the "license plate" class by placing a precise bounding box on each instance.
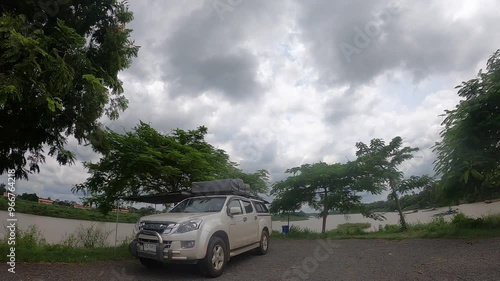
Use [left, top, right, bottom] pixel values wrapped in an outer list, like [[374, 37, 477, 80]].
[[143, 243, 157, 252]]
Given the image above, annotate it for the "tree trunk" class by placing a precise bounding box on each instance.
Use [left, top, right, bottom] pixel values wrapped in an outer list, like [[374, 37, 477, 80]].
[[393, 190, 407, 230], [321, 188, 328, 234]]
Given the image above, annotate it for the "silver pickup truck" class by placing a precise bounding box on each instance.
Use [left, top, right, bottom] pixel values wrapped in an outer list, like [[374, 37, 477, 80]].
[[129, 194, 272, 278]]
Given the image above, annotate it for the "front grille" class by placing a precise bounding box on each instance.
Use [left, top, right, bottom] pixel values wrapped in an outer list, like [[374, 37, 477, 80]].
[[142, 221, 175, 234]]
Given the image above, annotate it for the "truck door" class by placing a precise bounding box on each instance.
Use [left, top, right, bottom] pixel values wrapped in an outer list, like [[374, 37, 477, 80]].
[[240, 199, 259, 244], [227, 199, 246, 249]]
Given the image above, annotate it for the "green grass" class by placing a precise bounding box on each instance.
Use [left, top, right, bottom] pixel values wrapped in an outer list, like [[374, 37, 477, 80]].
[[272, 213, 500, 240], [0, 197, 141, 223], [0, 225, 133, 263]]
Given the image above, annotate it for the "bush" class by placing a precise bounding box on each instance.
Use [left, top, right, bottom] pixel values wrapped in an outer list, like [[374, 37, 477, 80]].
[[451, 213, 484, 229], [74, 223, 113, 248], [379, 224, 403, 233], [333, 223, 371, 235]]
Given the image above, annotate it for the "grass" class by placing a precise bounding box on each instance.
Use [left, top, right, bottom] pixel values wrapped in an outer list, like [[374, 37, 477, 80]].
[[0, 197, 141, 223], [272, 213, 500, 240], [0, 225, 134, 263]]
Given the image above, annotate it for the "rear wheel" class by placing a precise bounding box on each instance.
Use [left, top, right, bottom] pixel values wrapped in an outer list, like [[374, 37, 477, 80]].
[[199, 236, 227, 278], [256, 230, 269, 255], [139, 257, 163, 269]]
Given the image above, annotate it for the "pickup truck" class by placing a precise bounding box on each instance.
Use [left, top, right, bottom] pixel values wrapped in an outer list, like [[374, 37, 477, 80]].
[[129, 194, 272, 277]]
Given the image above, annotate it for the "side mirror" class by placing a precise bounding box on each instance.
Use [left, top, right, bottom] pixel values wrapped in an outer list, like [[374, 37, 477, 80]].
[[228, 207, 242, 216]]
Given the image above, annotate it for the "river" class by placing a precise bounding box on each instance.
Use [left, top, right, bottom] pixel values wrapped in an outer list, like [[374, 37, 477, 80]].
[[1, 201, 499, 245]]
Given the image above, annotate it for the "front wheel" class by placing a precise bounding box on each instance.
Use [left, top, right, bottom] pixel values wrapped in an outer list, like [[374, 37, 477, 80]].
[[255, 230, 269, 255], [199, 236, 227, 278]]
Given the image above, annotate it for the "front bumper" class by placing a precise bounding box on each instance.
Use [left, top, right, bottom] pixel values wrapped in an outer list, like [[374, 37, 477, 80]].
[[129, 230, 201, 263]]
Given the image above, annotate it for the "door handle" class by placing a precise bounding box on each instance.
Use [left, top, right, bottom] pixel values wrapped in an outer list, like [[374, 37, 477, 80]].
[[254, 216, 258, 220], [243, 217, 247, 222]]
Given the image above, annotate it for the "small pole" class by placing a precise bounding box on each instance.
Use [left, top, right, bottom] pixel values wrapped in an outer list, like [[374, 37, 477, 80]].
[[114, 200, 119, 255]]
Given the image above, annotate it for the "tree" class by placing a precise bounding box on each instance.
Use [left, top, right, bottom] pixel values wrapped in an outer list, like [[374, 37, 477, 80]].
[[433, 50, 500, 201], [73, 122, 269, 212], [18, 192, 39, 202], [0, 183, 6, 194], [355, 137, 433, 230], [0, 0, 139, 180], [270, 161, 382, 233]]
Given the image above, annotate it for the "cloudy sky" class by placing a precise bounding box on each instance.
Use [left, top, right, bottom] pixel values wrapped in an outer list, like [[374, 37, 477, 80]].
[[6, 0, 500, 208]]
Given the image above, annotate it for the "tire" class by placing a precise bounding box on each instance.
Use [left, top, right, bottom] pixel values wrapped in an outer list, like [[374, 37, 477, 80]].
[[255, 230, 269, 255], [139, 257, 163, 269], [199, 236, 227, 278]]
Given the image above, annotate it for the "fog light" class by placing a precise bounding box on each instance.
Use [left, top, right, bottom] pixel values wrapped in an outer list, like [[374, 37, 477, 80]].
[[181, 241, 195, 248]]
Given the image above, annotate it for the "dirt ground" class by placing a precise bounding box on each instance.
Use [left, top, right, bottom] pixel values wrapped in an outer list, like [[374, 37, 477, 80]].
[[2, 238, 500, 281]]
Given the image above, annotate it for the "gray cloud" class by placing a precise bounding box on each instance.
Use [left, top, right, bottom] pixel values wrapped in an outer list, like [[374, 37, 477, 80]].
[[8, 0, 500, 206], [296, 0, 500, 89]]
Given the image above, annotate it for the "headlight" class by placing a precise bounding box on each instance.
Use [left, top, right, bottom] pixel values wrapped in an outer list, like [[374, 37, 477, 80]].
[[134, 221, 144, 232], [175, 219, 203, 234]]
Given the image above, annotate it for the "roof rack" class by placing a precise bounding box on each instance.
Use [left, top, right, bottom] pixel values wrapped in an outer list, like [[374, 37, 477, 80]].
[[122, 179, 269, 204]]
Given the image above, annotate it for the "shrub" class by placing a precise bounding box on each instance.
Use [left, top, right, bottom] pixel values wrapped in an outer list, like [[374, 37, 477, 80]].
[[334, 223, 371, 235], [451, 213, 484, 229], [74, 223, 113, 248]]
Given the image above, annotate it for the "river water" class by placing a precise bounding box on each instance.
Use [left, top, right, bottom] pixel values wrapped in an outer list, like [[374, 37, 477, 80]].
[[1, 201, 499, 245]]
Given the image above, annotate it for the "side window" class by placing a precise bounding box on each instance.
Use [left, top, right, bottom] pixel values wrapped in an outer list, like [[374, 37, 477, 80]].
[[255, 202, 269, 213], [241, 200, 254, 214], [227, 199, 242, 214], [254, 201, 263, 213]]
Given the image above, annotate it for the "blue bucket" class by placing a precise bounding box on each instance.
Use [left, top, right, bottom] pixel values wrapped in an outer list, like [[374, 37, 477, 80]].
[[281, 225, 290, 234]]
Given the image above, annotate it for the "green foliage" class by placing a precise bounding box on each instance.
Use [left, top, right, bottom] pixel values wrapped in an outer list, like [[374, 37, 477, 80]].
[[272, 214, 500, 239], [0, 0, 139, 179], [355, 136, 433, 229], [0, 197, 141, 223], [0, 224, 132, 263], [17, 192, 39, 202], [433, 50, 500, 202], [73, 122, 269, 212], [270, 161, 381, 233], [73, 223, 113, 248]]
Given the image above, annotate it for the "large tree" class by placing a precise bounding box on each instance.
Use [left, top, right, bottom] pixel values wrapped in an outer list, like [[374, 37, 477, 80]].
[[0, 0, 139, 179], [355, 137, 433, 230], [270, 161, 382, 233], [73, 122, 269, 212], [433, 50, 500, 201]]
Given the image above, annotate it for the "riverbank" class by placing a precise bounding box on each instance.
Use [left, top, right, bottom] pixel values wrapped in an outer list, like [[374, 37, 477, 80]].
[[0, 225, 132, 263], [2, 213, 500, 263], [272, 213, 500, 239], [0, 197, 140, 223]]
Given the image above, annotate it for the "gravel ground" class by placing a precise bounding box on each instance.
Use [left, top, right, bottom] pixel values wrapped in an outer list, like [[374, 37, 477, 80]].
[[2, 238, 500, 281]]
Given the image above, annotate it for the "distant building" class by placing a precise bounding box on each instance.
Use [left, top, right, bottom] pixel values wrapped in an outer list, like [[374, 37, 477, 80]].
[[2, 192, 15, 197], [38, 198, 54, 204], [112, 208, 130, 213]]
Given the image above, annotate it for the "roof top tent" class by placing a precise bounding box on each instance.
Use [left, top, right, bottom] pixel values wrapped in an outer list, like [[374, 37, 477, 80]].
[[191, 178, 251, 196], [122, 178, 269, 204]]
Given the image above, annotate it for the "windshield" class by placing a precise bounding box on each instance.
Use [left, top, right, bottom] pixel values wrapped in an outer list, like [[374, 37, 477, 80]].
[[169, 197, 226, 213]]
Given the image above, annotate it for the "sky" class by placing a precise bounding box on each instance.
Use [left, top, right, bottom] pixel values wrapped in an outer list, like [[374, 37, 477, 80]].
[[5, 0, 500, 211]]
